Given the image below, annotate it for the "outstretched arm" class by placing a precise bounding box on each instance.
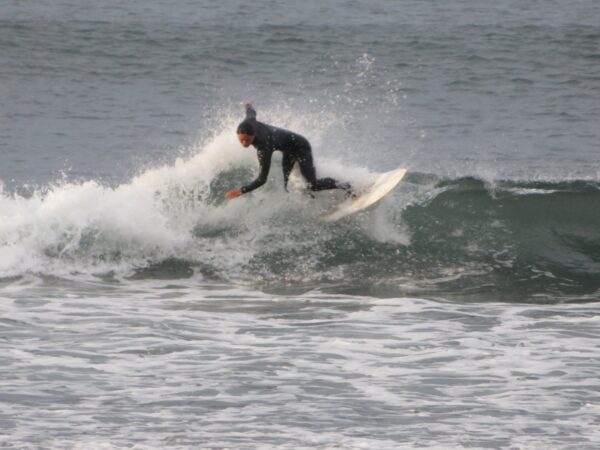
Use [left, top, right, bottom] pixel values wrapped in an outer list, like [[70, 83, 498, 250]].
[[240, 149, 272, 194], [225, 149, 273, 199]]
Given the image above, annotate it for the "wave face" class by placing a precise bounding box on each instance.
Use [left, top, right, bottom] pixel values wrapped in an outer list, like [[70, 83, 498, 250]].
[[1, 129, 599, 303]]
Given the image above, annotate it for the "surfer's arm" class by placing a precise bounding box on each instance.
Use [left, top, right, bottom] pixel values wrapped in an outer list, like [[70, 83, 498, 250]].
[[240, 149, 272, 194], [245, 102, 257, 120]]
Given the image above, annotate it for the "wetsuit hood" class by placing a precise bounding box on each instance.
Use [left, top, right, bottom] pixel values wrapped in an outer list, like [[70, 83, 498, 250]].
[[237, 121, 255, 135]]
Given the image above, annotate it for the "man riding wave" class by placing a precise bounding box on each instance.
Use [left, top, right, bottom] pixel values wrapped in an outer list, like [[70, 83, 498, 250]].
[[225, 103, 352, 200]]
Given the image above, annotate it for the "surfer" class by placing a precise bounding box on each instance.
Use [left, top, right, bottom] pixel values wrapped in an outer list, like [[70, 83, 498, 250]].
[[225, 102, 352, 199]]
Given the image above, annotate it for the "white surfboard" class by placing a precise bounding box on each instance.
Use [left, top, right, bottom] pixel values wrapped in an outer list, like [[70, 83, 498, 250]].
[[323, 167, 407, 221]]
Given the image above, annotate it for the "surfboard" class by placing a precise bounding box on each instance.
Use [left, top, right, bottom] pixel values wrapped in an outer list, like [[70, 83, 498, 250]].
[[323, 167, 407, 221]]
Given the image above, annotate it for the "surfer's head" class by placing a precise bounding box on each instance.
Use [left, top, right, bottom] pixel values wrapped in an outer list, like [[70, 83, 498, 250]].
[[237, 122, 256, 147]]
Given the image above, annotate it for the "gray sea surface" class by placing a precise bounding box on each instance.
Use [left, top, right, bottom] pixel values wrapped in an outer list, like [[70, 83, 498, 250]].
[[2, 0, 599, 188], [1, 1, 600, 448]]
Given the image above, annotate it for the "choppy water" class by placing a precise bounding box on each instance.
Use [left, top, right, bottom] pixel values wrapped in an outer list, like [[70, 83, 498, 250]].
[[3, 281, 600, 449], [1, 1, 600, 448]]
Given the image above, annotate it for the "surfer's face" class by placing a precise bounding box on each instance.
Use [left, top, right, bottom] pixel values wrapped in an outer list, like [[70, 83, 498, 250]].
[[237, 133, 255, 148]]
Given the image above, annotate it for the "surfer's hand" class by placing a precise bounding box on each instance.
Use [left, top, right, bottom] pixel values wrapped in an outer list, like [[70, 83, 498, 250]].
[[225, 188, 243, 200]]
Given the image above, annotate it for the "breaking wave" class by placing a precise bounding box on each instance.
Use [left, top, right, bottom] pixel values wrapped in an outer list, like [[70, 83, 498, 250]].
[[1, 127, 599, 303]]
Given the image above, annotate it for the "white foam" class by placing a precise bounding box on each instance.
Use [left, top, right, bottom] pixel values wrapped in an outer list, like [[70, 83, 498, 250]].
[[0, 127, 252, 277], [0, 113, 408, 279]]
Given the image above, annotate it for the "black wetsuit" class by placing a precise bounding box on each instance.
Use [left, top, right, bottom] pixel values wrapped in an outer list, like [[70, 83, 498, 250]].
[[239, 105, 350, 194]]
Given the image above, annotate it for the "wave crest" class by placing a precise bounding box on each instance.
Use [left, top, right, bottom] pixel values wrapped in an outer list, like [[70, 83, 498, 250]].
[[1, 130, 599, 302]]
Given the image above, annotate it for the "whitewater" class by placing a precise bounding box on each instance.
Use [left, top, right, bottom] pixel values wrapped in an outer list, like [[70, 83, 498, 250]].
[[2, 0, 600, 448]]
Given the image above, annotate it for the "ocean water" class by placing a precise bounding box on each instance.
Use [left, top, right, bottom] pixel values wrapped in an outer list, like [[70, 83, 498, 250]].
[[1, 1, 600, 448]]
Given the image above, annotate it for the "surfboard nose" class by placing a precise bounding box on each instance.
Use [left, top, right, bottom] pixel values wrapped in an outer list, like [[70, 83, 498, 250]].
[[323, 167, 407, 221]]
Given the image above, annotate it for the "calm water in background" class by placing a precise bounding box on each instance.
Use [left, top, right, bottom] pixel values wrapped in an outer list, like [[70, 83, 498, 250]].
[[1, 1, 600, 448]]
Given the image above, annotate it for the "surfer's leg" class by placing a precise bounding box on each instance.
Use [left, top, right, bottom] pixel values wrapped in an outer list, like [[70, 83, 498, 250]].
[[281, 152, 296, 191], [297, 150, 352, 193], [297, 151, 330, 190]]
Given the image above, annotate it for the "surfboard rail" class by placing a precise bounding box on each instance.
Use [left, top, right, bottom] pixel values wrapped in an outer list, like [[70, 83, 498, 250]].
[[323, 167, 407, 221]]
